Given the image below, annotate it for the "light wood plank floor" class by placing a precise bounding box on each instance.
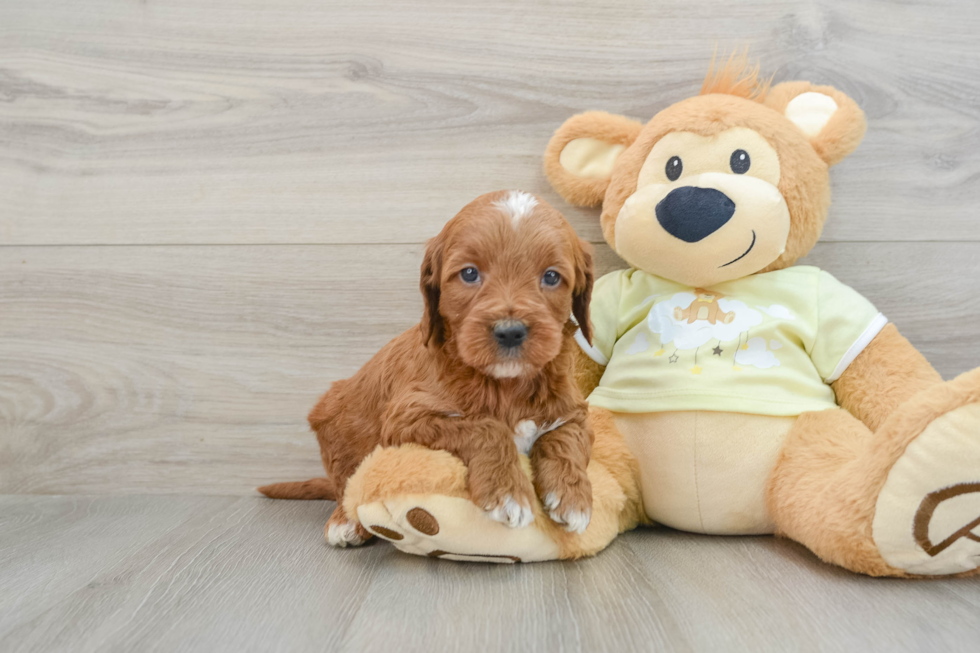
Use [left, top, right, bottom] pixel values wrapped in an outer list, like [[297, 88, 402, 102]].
[[2, 0, 980, 651], [2, 495, 980, 653]]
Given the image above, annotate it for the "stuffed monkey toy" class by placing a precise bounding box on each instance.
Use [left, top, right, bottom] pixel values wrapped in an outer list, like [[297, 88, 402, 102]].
[[342, 57, 980, 577]]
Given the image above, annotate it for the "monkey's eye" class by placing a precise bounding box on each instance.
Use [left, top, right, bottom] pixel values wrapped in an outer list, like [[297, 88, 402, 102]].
[[730, 149, 751, 174], [459, 267, 481, 284], [665, 156, 683, 181], [541, 269, 561, 287]]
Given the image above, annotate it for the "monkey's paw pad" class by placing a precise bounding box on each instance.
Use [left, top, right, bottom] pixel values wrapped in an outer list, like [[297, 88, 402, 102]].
[[873, 402, 980, 575], [356, 494, 560, 563]]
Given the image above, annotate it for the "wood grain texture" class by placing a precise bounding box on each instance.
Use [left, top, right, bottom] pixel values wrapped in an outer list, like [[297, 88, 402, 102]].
[[3, 2, 980, 645], [1, 0, 979, 245], [2, 241, 979, 495], [0, 495, 978, 653]]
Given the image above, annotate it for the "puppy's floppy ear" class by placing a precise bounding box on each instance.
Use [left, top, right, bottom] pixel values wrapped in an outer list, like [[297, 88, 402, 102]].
[[544, 111, 643, 208], [764, 81, 867, 167], [419, 232, 446, 346], [572, 238, 595, 345]]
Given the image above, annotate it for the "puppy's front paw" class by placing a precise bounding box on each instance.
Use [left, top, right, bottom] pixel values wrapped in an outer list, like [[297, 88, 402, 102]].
[[469, 461, 537, 529], [535, 459, 593, 534], [543, 492, 591, 534], [484, 494, 535, 529]]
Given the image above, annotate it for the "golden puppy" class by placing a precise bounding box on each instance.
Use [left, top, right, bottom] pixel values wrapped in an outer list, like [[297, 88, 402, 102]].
[[260, 191, 595, 547]]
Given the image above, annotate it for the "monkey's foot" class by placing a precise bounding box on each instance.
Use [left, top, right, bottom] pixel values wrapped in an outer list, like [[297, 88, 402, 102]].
[[872, 370, 980, 576], [343, 444, 559, 562], [343, 443, 625, 563], [357, 494, 559, 563]]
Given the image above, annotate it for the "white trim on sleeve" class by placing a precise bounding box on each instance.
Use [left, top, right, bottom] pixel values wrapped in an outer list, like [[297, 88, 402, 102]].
[[574, 328, 609, 366], [824, 313, 888, 383]]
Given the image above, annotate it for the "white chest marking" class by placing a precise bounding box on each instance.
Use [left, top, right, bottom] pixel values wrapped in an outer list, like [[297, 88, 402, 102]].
[[513, 418, 567, 455]]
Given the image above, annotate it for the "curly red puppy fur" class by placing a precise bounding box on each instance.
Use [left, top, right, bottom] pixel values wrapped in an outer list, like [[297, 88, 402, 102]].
[[259, 191, 596, 547]]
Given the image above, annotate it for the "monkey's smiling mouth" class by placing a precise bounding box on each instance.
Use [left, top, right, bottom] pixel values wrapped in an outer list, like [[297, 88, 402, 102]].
[[719, 230, 756, 268]]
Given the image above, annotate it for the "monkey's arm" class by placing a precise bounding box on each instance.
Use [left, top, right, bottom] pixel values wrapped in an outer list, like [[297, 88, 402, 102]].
[[831, 323, 942, 432]]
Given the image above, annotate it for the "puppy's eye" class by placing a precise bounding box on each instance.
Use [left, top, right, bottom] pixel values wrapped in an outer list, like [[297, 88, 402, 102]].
[[730, 149, 751, 174], [541, 270, 561, 287], [665, 156, 683, 181], [459, 267, 480, 284]]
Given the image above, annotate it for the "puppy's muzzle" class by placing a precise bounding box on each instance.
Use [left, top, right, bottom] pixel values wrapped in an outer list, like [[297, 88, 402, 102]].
[[493, 320, 528, 350]]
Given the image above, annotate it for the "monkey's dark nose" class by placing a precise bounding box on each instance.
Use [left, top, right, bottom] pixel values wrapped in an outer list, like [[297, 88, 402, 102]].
[[493, 320, 528, 349], [656, 187, 736, 243]]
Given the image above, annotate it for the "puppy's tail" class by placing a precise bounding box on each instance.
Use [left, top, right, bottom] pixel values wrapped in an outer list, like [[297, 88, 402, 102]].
[[257, 477, 336, 500]]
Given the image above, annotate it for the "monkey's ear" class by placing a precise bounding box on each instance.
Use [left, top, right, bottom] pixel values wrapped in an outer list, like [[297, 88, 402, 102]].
[[544, 111, 643, 207], [419, 232, 446, 347], [764, 81, 867, 167]]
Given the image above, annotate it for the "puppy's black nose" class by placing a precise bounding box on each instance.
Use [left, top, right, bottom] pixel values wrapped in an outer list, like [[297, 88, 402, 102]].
[[493, 320, 527, 349], [655, 187, 736, 243]]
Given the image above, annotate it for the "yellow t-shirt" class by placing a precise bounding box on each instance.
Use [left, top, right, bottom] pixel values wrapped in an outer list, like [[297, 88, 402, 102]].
[[576, 266, 887, 416]]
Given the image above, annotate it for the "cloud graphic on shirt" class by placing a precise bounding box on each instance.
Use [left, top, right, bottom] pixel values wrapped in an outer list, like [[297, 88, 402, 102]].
[[735, 337, 781, 369], [626, 332, 650, 355], [648, 293, 763, 350], [756, 304, 796, 320]]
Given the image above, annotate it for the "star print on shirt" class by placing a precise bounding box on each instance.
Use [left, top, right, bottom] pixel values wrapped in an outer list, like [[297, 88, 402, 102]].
[[668, 353, 679, 363], [712, 345, 723, 356]]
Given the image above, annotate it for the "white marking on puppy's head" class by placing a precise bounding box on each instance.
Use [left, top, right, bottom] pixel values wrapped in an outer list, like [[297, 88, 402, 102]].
[[493, 190, 538, 228]]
